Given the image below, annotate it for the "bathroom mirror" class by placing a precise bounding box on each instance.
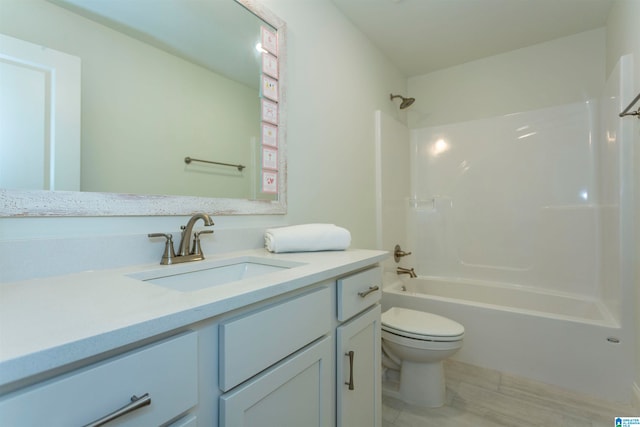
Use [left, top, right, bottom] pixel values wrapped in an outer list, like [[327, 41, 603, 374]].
[[0, 0, 286, 216]]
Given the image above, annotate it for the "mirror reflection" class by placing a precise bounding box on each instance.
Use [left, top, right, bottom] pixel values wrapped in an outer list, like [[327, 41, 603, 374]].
[[0, 0, 282, 206]]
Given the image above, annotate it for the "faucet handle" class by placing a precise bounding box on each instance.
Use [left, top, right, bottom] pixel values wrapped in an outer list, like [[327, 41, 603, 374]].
[[148, 233, 177, 265], [191, 229, 214, 256], [394, 244, 412, 262]]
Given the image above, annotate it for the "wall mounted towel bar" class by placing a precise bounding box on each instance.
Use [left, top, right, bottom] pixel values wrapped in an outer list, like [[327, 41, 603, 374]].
[[619, 91, 640, 119], [184, 157, 245, 171]]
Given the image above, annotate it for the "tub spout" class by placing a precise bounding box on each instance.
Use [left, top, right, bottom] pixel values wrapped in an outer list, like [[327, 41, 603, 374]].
[[397, 267, 417, 278]]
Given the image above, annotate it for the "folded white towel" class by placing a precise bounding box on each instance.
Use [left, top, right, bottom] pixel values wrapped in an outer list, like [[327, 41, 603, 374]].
[[264, 224, 351, 253]]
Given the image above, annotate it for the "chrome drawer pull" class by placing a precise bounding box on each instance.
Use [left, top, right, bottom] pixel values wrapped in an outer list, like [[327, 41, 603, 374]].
[[345, 351, 355, 390], [83, 393, 151, 427], [357, 285, 379, 298]]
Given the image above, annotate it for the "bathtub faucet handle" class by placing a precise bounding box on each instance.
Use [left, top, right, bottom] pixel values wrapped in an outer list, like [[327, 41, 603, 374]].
[[394, 244, 412, 262]]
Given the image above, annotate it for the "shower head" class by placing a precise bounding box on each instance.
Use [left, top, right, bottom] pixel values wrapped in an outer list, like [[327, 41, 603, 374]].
[[390, 93, 415, 109]]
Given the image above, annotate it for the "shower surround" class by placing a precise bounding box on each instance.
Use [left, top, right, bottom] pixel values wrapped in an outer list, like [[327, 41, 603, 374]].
[[410, 100, 603, 298], [378, 54, 635, 403]]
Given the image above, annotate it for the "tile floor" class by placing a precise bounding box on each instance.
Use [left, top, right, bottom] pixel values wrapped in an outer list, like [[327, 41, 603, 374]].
[[382, 360, 637, 427]]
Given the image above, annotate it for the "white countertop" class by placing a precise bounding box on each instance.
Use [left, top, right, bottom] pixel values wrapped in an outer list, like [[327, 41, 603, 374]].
[[0, 248, 387, 389]]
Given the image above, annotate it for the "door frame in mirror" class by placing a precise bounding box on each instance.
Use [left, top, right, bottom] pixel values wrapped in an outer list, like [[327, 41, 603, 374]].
[[0, 0, 287, 217]]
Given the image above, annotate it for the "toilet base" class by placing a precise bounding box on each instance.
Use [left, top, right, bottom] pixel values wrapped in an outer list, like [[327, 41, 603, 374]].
[[399, 360, 446, 408]]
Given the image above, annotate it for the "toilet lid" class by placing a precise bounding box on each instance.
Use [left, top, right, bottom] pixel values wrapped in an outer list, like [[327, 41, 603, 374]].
[[381, 307, 464, 338]]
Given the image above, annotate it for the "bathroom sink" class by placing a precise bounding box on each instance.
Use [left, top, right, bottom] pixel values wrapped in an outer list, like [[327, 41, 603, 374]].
[[128, 256, 304, 292]]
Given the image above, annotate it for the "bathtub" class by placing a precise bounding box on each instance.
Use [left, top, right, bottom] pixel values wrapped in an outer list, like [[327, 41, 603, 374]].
[[381, 274, 630, 402]]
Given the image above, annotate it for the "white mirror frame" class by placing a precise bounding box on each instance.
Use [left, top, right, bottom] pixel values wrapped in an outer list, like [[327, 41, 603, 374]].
[[0, 0, 286, 217]]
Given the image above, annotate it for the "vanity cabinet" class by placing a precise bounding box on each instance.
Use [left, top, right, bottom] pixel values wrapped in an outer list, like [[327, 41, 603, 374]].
[[169, 414, 198, 427], [336, 306, 381, 427], [0, 332, 198, 427], [216, 266, 383, 427], [335, 266, 383, 427], [218, 286, 333, 426], [0, 253, 387, 427], [220, 336, 333, 426], [337, 266, 382, 322], [219, 286, 331, 392]]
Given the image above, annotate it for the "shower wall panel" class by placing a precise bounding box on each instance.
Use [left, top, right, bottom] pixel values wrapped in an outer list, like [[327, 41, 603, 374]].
[[597, 54, 634, 324], [410, 102, 602, 297]]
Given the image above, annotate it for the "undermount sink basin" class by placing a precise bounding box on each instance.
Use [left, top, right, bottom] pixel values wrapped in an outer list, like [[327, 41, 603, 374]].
[[128, 256, 305, 292]]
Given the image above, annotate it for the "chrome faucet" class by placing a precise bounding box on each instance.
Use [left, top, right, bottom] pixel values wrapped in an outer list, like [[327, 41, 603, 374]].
[[149, 213, 215, 265], [397, 266, 417, 278]]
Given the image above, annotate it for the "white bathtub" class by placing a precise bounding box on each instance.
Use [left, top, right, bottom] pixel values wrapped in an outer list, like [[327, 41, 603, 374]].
[[381, 275, 630, 402]]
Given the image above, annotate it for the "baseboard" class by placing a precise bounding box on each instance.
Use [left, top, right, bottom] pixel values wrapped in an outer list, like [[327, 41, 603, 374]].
[[633, 382, 640, 412]]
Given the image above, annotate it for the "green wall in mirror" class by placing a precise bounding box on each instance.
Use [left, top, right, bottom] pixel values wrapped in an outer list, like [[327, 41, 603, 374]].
[[0, 0, 286, 216]]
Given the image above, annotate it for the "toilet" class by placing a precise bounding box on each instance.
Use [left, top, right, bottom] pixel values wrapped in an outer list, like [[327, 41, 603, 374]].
[[381, 307, 464, 407]]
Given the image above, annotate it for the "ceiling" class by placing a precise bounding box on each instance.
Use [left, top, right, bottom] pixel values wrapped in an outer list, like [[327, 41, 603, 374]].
[[52, 0, 271, 88], [332, 0, 615, 77]]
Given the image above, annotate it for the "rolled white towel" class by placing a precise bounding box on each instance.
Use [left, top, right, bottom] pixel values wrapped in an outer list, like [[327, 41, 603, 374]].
[[265, 224, 351, 253]]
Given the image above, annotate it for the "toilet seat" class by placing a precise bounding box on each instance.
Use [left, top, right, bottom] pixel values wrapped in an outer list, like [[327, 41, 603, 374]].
[[382, 329, 462, 351], [382, 307, 464, 342]]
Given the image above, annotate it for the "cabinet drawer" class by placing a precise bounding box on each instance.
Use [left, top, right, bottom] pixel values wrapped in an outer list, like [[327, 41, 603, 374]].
[[337, 266, 382, 321], [220, 336, 332, 427], [169, 413, 198, 427], [0, 332, 198, 427], [219, 286, 331, 391]]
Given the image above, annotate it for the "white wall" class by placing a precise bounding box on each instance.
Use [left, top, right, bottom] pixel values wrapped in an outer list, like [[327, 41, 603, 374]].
[[375, 111, 410, 273], [605, 0, 640, 409], [260, 0, 407, 238], [407, 28, 605, 128], [0, 0, 405, 281]]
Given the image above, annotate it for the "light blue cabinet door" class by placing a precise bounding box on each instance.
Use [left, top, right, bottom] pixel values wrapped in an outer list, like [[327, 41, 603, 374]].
[[219, 336, 332, 427], [336, 305, 381, 427], [0, 332, 197, 427]]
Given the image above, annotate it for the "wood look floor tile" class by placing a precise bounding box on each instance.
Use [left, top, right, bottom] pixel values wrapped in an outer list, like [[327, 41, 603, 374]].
[[382, 360, 635, 426]]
